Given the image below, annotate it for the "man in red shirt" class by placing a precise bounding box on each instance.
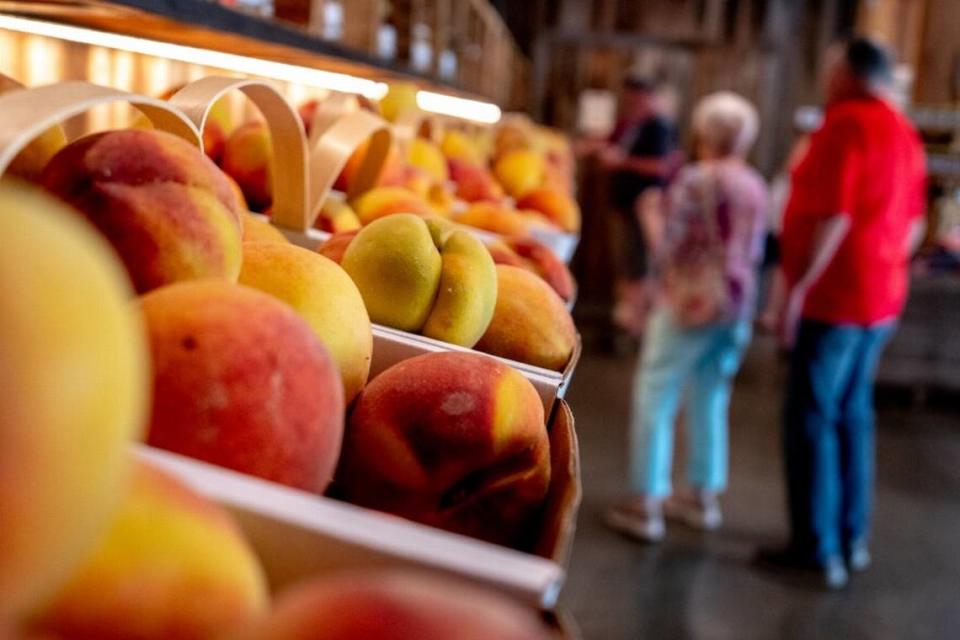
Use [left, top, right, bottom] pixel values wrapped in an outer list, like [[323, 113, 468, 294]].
[[758, 38, 927, 589]]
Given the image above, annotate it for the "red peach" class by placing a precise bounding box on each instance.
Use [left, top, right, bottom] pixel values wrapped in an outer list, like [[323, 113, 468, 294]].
[[142, 280, 344, 493], [240, 570, 552, 640], [336, 351, 550, 546], [40, 129, 243, 294]]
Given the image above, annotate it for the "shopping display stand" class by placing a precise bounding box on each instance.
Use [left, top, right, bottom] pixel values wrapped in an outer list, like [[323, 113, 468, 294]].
[[0, 76, 582, 630]]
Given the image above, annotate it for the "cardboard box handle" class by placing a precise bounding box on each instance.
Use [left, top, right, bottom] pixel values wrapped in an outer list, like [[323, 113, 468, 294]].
[[168, 77, 310, 231], [0, 78, 200, 176], [306, 92, 356, 146], [307, 108, 392, 207]]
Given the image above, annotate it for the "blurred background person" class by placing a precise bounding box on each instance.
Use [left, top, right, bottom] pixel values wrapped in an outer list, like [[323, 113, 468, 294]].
[[598, 77, 681, 336], [757, 37, 927, 590], [605, 92, 768, 542]]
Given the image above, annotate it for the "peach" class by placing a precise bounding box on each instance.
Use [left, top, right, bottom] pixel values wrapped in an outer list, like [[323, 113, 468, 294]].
[[440, 129, 484, 165], [315, 198, 361, 233], [30, 461, 268, 640], [136, 85, 234, 163], [378, 82, 420, 122], [317, 229, 359, 264], [142, 280, 344, 492], [243, 212, 288, 244], [334, 139, 406, 193], [517, 186, 581, 233], [336, 352, 551, 545], [454, 201, 531, 236], [350, 185, 434, 225], [0, 76, 67, 181], [222, 121, 272, 211], [407, 137, 448, 184], [0, 183, 147, 621], [239, 242, 372, 403], [341, 214, 497, 347], [503, 236, 576, 302], [41, 128, 243, 294], [448, 157, 503, 203], [200, 95, 234, 164], [477, 265, 576, 371], [241, 570, 551, 640], [486, 237, 575, 302], [493, 148, 545, 198]]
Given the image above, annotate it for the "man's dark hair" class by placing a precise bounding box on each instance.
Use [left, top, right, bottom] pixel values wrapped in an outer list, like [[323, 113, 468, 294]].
[[844, 37, 894, 87], [623, 76, 657, 93]]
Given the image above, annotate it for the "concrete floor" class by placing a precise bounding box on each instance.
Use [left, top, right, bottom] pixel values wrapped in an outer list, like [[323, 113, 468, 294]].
[[560, 335, 960, 640]]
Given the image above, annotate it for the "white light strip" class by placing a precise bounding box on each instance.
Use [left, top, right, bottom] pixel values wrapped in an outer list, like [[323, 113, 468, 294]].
[[417, 89, 502, 124], [0, 14, 388, 99]]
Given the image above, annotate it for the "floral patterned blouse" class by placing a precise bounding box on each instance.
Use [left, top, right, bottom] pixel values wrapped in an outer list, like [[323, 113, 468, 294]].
[[654, 159, 769, 322]]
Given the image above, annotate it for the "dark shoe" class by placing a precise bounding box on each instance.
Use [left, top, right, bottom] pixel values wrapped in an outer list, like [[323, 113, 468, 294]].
[[846, 541, 871, 572], [754, 546, 849, 590]]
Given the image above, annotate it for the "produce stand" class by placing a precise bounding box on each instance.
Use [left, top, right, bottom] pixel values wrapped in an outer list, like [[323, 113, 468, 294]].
[[0, 0, 583, 632]]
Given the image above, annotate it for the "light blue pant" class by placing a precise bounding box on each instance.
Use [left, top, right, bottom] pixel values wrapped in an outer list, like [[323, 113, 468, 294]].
[[630, 306, 752, 497]]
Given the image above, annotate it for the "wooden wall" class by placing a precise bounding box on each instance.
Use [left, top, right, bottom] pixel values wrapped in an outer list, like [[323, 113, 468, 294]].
[[528, 0, 855, 176]]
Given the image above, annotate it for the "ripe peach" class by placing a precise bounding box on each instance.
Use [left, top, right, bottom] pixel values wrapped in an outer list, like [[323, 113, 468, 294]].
[[201, 95, 234, 165], [477, 265, 576, 371], [407, 138, 448, 184], [242, 212, 288, 244], [30, 461, 268, 640], [142, 280, 344, 492], [241, 570, 551, 640], [41, 129, 243, 294], [448, 157, 503, 202], [517, 186, 581, 233], [0, 76, 67, 181], [454, 201, 531, 236], [337, 352, 550, 545], [0, 183, 147, 621], [334, 138, 406, 193], [493, 148, 544, 198], [315, 198, 362, 233], [506, 237, 576, 302], [440, 130, 484, 165], [378, 82, 419, 122], [487, 237, 575, 302], [222, 121, 272, 211], [316, 229, 359, 264], [239, 242, 372, 403], [341, 214, 497, 347], [138, 84, 234, 164], [350, 186, 433, 225]]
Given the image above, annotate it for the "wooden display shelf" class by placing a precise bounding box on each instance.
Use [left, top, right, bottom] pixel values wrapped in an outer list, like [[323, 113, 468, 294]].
[[0, 0, 492, 102]]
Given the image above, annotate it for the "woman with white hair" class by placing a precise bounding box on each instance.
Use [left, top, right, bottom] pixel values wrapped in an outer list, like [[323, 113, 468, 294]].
[[606, 91, 769, 542]]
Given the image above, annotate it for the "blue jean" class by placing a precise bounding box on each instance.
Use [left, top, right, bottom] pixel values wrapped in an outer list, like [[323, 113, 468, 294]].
[[630, 306, 752, 497], [784, 319, 895, 563]]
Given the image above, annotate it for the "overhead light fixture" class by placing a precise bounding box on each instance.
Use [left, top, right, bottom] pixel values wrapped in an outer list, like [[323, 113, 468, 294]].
[[0, 14, 503, 123], [417, 90, 502, 124], [0, 14, 386, 97]]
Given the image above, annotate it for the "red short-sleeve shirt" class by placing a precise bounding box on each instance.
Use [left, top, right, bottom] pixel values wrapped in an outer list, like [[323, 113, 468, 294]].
[[781, 97, 927, 325]]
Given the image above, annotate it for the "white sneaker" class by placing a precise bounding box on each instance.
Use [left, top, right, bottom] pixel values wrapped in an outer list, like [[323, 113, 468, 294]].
[[664, 496, 723, 531], [604, 504, 666, 543]]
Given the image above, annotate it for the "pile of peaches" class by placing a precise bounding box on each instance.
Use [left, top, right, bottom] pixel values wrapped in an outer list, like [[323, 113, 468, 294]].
[[0, 78, 576, 639]]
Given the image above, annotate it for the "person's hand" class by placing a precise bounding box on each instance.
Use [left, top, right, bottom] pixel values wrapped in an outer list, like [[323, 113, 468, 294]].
[[599, 146, 626, 169], [779, 285, 807, 349]]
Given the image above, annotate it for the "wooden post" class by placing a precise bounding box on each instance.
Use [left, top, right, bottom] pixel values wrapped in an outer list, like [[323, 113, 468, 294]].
[[341, 0, 381, 53]]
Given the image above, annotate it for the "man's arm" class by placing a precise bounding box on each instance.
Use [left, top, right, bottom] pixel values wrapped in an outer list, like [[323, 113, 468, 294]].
[[619, 155, 674, 177], [779, 214, 851, 346]]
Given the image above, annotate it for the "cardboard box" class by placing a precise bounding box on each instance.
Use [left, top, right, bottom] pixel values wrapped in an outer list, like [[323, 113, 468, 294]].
[[137, 398, 580, 610]]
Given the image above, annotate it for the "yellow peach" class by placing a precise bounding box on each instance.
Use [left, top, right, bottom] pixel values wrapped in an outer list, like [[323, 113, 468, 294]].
[[30, 461, 268, 640], [0, 182, 147, 620], [239, 242, 372, 403]]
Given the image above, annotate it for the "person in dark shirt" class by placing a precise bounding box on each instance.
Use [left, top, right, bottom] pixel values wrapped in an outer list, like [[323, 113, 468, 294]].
[[600, 77, 680, 333]]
